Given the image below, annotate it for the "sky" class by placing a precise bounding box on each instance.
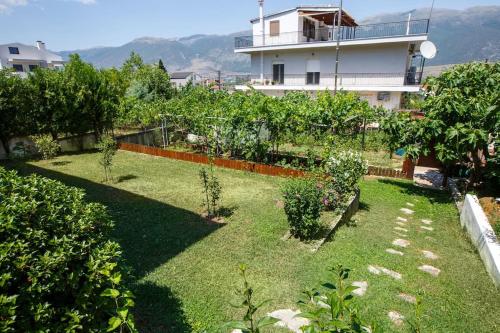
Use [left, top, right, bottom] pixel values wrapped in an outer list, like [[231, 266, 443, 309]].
[[1, 0, 499, 51]]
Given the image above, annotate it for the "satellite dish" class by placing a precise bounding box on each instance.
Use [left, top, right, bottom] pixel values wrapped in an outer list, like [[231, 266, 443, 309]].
[[420, 41, 437, 59]]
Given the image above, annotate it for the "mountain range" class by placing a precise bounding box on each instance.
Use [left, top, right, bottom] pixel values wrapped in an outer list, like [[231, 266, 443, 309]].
[[58, 6, 500, 73]]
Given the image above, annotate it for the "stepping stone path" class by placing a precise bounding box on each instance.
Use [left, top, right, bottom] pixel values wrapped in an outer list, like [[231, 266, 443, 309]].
[[368, 265, 402, 280], [421, 226, 434, 231], [422, 219, 433, 225], [352, 281, 368, 296], [406, 202, 415, 207], [392, 239, 410, 248], [400, 208, 415, 215], [396, 221, 407, 227], [386, 248, 404, 256], [419, 265, 441, 277], [398, 293, 417, 304], [388, 311, 405, 326], [394, 226, 408, 232], [421, 250, 439, 260], [267, 309, 309, 333], [397, 217, 408, 222]]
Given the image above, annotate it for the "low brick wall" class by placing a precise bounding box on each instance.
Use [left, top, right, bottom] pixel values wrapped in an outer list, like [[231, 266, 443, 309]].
[[119, 142, 414, 180], [118, 142, 306, 178]]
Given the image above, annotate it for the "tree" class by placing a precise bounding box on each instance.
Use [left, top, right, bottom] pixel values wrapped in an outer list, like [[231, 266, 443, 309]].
[[0, 69, 30, 155], [158, 59, 166, 72], [421, 62, 499, 186], [27, 67, 68, 139], [96, 134, 118, 182]]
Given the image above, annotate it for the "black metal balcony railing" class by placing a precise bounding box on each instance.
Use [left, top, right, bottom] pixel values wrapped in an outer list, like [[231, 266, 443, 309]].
[[235, 19, 429, 49], [235, 72, 423, 87]]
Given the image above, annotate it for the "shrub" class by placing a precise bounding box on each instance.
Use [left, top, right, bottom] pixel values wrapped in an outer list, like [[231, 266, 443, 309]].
[[323, 150, 367, 209], [282, 178, 323, 239], [0, 168, 136, 332], [96, 134, 118, 182], [31, 134, 60, 160]]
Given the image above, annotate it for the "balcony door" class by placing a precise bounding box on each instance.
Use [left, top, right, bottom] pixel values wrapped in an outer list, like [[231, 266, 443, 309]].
[[273, 64, 284, 84]]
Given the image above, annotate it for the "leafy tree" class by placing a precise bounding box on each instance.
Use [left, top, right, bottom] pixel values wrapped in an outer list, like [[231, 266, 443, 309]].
[[0, 69, 30, 155], [27, 67, 68, 139], [121, 52, 145, 82], [96, 134, 118, 182], [421, 62, 499, 185], [0, 168, 136, 332]]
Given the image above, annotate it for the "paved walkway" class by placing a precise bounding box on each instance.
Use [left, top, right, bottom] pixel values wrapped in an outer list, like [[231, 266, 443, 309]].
[[414, 166, 444, 189]]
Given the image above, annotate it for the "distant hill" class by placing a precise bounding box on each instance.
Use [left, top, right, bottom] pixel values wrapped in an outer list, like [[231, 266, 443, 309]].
[[58, 6, 500, 73]]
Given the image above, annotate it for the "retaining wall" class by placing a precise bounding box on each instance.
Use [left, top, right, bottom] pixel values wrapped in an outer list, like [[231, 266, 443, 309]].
[[460, 194, 500, 288]]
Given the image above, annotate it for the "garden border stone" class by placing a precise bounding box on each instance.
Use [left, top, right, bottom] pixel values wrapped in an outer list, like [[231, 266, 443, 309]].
[[460, 194, 500, 288]]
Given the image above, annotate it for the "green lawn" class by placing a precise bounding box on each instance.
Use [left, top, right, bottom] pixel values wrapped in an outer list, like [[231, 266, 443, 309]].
[[4, 151, 499, 333]]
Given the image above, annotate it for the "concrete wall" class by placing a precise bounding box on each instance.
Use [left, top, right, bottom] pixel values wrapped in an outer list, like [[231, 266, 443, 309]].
[[0, 134, 97, 160], [252, 11, 300, 46], [460, 194, 500, 288], [251, 43, 409, 80]]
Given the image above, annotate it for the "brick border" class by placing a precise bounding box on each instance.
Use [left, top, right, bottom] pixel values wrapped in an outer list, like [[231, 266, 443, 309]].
[[118, 142, 413, 180]]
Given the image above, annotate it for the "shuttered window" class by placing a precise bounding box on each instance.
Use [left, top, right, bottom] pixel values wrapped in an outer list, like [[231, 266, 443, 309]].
[[270, 20, 280, 36]]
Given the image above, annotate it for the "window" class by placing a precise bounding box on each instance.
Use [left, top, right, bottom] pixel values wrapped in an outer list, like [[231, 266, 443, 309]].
[[270, 20, 280, 36], [273, 64, 284, 84], [307, 72, 320, 85], [8, 47, 19, 55], [377, 92, 391, 101], [12, 64, 24, 72], [303, 19, 315, 39], [29, 64, 38, 72]]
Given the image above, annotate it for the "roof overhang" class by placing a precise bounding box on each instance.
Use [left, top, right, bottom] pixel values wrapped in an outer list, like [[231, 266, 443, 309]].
[[250, 6, 355, 24]]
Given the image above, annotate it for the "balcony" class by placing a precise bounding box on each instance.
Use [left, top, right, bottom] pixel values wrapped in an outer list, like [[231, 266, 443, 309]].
[[236, 72, 423, 89], [235, 19, 429, 49]]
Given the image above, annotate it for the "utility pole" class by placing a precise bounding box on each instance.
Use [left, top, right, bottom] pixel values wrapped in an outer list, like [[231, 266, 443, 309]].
[[217, 70, 221, 90], [333, 0, 343, 95], [259, 0, 265, 83]]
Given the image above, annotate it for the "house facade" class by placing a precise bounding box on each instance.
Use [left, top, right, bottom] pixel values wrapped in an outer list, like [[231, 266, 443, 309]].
[[234, 4, 429, 109], [170, 72, 203, 88], [0, 41, 64, 77]]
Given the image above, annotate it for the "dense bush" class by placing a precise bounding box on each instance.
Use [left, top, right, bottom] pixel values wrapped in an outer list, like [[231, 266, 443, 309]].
[[0, 168, 136, 332], [282, 178, 324, 239], [323, 150, 368, 210], [31, 134, 61, 160]]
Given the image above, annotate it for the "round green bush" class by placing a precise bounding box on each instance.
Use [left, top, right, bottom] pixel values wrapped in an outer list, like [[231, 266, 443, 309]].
[[281, 178, 323, 239], [0, 168, 135, 332]]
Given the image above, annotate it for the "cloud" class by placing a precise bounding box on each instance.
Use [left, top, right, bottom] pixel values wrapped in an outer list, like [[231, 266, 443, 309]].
[[75, 0, 96, 4], [0, 0, 29, 13]]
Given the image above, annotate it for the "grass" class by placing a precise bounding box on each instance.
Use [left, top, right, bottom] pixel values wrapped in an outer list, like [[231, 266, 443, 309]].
[[3, 151, 500, 333]]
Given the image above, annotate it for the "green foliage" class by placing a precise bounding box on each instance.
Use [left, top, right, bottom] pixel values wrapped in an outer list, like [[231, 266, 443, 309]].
[[96, 134, 118, 182], [0, 69, 31, 155], [0, 168, 136, 332], [282, 178, 324, 239], [31, 134, 61, 160], [322, 150, 367, 210], [223, 264, 279, 333], [297, 265, 378, 332], [199, 161, 222, 217], [422, 62, 499, 185]]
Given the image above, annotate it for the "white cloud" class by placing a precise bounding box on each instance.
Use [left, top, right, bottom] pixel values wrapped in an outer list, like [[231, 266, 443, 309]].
[[0, 0, 29, 13], [75, 0, 96, 4]]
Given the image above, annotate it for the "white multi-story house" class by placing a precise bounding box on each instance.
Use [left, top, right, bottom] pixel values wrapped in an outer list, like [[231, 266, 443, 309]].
[[0, 41, 65, 77], [234, 3, 430, 109]]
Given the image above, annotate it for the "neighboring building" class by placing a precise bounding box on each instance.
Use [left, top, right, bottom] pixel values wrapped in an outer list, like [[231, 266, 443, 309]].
[[0, 41, 64, 77], [170, 71, 202, 88], [234, 3, 430, 109]]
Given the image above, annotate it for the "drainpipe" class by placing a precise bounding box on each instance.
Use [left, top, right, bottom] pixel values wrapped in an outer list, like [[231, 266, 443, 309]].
[[334, 0, 343, 95], [259, 0, 265, 83], [406, 12, 412, 35]]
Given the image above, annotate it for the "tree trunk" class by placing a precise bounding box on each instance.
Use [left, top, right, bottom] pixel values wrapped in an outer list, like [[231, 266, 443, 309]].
[[0, 137, 10, 156]]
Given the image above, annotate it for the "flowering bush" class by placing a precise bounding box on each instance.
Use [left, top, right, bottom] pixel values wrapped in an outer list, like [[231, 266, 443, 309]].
[[322, 150, 368, 210], [282, 178, 324, 239]]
